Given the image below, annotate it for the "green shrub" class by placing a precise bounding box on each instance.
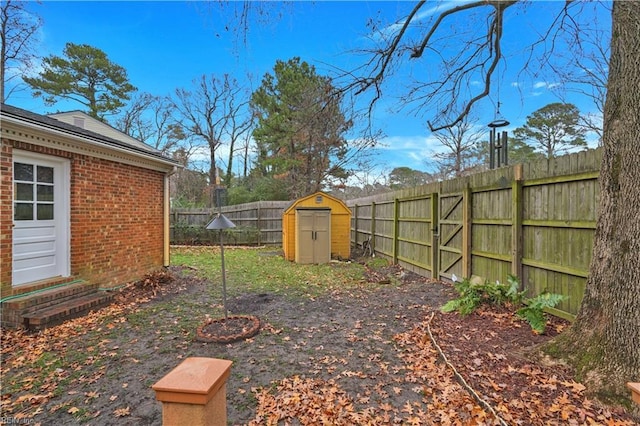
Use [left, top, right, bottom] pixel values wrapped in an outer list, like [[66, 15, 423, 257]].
[[441, 274, 523, 315], [441, 274, 565, 334]]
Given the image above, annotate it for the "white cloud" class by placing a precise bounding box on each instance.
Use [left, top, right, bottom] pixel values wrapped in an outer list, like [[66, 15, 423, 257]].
[[533, 81, 561, 90], [374, 0, 475, 41], [371, 134, 448, 171]]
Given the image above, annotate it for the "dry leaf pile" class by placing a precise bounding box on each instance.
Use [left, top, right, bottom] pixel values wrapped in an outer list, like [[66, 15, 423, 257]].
[[1, 262, 637, 425], [247, 304, 635, 425]]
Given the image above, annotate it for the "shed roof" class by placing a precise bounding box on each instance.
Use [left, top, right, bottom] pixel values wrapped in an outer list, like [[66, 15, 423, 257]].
[[283, 191, 350, 214]]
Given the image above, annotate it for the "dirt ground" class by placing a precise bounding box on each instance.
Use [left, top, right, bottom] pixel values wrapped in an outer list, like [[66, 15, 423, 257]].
[[1, 256, 637, 425]]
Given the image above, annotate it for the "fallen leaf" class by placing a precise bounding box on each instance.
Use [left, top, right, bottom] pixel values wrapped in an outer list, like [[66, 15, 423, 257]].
[[113, 406, 130, 417]]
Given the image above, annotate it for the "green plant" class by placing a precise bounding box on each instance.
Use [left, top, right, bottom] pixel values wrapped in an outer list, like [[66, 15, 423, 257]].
[[441, 274, 565, 334], [517, 292, 566, 334], [441, 274, 523, 315]]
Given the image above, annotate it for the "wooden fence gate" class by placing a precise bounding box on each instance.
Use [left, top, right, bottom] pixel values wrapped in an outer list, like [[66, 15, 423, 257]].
[[438, 191, 469, 281]]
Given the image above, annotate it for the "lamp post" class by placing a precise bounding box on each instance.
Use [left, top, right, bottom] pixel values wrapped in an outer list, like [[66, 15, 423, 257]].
[[206, 212, 235, 319]]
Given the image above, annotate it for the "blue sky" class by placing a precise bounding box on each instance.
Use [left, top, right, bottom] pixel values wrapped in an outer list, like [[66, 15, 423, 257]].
[[8, 1, 611, 179]]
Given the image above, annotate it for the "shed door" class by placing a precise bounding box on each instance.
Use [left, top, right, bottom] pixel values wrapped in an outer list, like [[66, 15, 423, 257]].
[[12, 152, 70, 286], [295, 209, 331, 264]]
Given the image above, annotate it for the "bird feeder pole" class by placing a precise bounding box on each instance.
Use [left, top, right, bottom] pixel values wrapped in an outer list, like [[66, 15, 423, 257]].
[[205, 186, 235, 320]]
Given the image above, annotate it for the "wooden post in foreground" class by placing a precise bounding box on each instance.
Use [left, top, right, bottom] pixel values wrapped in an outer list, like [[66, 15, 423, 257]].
[[628, 382, 640, 405], [152, 357, 232, 426]]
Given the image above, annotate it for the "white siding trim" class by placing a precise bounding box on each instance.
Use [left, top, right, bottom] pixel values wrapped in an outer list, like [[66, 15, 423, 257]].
[[2, 119, 175, 173]]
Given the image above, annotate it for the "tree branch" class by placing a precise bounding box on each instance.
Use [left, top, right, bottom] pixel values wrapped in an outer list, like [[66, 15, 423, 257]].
[[428, 1, 516, 132]]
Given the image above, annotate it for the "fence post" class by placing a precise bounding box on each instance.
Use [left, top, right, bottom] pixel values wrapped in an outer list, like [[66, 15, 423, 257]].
[[353, 204, 358, 247], [370, 202, 376, 253], [152, 357, 232, 426], [511, 164, 524, 284], [431, 193, 439, 280], [392, 198, 399, 264], [462, 185, 472, 278], [257, 203, 262, 246]]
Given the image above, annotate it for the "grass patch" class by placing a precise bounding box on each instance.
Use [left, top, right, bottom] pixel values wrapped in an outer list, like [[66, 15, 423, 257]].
[[171, 246, 368, 299], [126, 297, 208, 331]]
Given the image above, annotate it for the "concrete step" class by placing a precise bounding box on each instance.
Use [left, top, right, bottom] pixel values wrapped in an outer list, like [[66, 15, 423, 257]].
[[3, 281, 99, 313], [23, 291, 115, 330]]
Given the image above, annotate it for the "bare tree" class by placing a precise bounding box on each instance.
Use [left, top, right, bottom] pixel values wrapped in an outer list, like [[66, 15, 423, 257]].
[[431, 115, 484, 178], [511, 1, 608, 146], [173, 74, 250, 188], [116, 93, 185, 155], [350, 0, 639, 404], [221, 94, 253, 186], [193, 1, 295, 48], [0, 0, 41, 102], [343, 154, 391, 198], [237, 126, 254, 180], [347, 0, 518, 132], [169, 147, 209, 207]]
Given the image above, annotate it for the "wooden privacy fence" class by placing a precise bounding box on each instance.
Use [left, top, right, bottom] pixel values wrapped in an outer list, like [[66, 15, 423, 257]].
[[171, 201, 289, 245], [348, 148, 602, 320], [170, 149, 601, 320]]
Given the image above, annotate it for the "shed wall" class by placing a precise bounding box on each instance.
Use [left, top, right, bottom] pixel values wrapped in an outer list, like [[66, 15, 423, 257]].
[[282, 192, 351, 261]]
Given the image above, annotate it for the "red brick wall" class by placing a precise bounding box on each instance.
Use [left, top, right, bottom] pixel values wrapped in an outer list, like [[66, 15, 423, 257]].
[[69, 152, 165, 288], [1, 139, 166, 295], [0, 141, 13, 289]]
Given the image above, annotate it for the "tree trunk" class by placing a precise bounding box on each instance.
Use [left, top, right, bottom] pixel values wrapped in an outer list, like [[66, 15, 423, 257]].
[[225, 140, 234, 187], [548, 1, 640, 406]]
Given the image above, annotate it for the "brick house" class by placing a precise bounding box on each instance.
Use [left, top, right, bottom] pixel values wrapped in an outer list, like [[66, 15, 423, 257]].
[[1, 104, 179, 328]]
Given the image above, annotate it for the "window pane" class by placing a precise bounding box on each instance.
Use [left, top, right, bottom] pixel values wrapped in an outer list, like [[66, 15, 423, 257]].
[[15, 183, 34, 201], [37, 204, 54, 220], [14, 203, 33, 220], [37, 166, 54, 184], [37, 184, 54, 202], [14, 163, 33, 181]]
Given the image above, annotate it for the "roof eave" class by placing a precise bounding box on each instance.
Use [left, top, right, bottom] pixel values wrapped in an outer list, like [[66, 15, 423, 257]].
[[1, 112, 179, 172]]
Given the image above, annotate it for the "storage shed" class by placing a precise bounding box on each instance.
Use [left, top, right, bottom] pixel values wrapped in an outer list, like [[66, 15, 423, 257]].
[[282, 191, 351, 263]]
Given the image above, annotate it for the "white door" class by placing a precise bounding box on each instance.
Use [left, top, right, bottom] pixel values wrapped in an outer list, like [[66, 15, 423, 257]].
[[12, 151, 70, 286]]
